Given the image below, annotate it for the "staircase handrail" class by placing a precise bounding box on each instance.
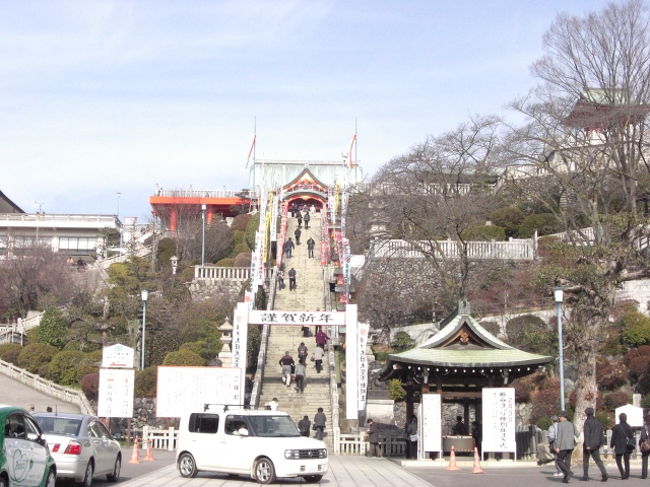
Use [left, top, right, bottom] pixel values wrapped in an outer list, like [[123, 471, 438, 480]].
[[249, 266, 277, 408], [324, 271, 342, 454], [0, 358, 94, 415]]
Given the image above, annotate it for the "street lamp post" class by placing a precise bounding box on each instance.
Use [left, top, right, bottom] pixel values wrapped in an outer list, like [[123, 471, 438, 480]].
[[201, 204, 207, 266], [140, 290, 148, 370], [554, 287, 565, 411]]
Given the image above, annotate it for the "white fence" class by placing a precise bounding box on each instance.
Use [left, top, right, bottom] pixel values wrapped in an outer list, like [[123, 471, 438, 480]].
[[371, 238, 536, 260], [194, 265, 273, 281], [0, 358, 94, 415], [142, 426, 178, 451]]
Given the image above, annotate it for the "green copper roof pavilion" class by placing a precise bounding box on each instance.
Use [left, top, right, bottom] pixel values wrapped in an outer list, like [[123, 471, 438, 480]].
[[380, 300, 553, 426]]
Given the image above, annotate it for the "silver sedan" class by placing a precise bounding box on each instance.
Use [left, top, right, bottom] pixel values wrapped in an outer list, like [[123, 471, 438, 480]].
[[34, 413, 121, 487]]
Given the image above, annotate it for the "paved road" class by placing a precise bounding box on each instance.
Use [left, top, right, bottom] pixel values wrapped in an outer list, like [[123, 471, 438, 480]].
[[63, 451, 650, 487], [0, 373, 80, 413]]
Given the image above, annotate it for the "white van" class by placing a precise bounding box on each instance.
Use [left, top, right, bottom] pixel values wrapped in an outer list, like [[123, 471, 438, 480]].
[[176, 408, 328, 484]]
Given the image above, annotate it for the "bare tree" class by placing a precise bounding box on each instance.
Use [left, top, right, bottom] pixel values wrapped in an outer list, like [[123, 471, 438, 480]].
[[507, 0, 650, 426], [368, 116, 504, 303], [0, 246, 76, 319]]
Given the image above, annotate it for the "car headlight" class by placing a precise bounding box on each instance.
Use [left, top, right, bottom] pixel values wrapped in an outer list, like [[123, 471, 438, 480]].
[[319, 448, 327, 459], [284, 449, 300, 459]]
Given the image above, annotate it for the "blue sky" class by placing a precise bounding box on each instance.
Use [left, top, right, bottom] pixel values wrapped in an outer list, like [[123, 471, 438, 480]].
[[0, 0, 613, 221]]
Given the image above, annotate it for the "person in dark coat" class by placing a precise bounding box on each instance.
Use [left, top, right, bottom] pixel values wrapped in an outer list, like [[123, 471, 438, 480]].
[[303, 211, 310, 229], [294, 227, 301, 245], [313, 408, 326, 440], [283, 238, 295, 258], [405, 415, 418, 459], [611, 412, 634, 479], [367, 418, 381, 457], [640, 413, 650, 479], [581, 407, 607, 481], [297, 214, 302, 228], [298, 416, 311, 437], [288, 267, 297, 291], [307, 237, 316, 258]]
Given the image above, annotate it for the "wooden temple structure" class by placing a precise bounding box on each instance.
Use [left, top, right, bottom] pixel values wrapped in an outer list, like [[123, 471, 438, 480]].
[[380, 300, 553, 447]]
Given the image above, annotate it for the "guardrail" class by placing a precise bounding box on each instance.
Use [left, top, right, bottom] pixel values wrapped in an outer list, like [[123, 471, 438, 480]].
[[337, 432, 406, 457], [0, 358, 94, 415]]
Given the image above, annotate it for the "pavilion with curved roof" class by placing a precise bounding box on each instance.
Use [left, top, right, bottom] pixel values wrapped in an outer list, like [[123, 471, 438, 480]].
[[380, 300, 553, 433]]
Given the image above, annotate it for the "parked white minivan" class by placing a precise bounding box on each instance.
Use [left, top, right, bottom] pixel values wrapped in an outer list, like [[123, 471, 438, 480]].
[[176, 408, 328, 484]]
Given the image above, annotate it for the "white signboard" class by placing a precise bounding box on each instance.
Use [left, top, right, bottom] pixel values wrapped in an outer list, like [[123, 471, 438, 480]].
[[101, 344, 134, 368], [345, 304, 359, 420], [482, 387, 516, 456], [98, 368, 134, 418], [249, 310, 346, 326], [231, 302, 249, 400], [357, 322, 369, 411], [615, 404, 644, 427], [419, 394, 442, 459], [156, 366, 242, 417]]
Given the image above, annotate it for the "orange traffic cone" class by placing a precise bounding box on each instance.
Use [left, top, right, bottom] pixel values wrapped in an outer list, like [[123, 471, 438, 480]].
[[447, 445, 460, 470], [472, 447, 484, 474], [128, 437, 140, 464], [144, 440, 154, 462]]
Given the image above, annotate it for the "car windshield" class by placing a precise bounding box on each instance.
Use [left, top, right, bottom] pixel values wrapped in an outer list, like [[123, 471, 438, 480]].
[[35, 417, 82, 437], [248, 415, 300, 437]]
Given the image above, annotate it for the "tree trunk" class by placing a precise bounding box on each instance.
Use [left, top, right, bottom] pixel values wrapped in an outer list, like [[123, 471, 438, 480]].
[[572, 346, 597, 436]]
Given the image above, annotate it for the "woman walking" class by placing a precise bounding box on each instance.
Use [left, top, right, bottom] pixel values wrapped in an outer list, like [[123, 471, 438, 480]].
[[611, 412, 634, 479]]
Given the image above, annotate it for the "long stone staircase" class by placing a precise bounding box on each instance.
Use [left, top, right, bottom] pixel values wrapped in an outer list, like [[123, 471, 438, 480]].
[[258, 214, 335, 447]]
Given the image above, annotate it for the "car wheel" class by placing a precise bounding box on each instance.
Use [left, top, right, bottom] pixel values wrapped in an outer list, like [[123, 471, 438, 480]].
[[79, 461, 93, 487], [254, 457, 276, 484], [303, 474, 323, 483], [106, 455, 121, 482], [45, 469, 56, 487], [178, 452, 198, 478]]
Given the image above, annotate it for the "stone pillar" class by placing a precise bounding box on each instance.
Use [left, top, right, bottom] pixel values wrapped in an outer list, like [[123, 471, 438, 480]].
[[218, 318, 233, 367]]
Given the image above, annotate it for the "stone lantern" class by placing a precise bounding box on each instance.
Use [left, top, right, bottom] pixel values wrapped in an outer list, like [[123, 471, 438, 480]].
[[218, 318, 233, 367]]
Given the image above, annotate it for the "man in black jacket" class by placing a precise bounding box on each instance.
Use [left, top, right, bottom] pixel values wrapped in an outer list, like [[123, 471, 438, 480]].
[[581, 407, 608, 482]]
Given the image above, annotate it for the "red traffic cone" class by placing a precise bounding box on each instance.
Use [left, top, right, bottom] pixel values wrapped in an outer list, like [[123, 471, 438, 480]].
[[128, 437, 140, 464], [447, 445, 460, 470], [472, 447, 484, 474], [144, 439, 154, 462]]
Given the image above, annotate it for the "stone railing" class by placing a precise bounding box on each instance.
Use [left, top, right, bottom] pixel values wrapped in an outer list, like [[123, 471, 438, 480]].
[[370, 238, 536, 261], [0, 359, 94, 415], [194, 265, 274, 281]]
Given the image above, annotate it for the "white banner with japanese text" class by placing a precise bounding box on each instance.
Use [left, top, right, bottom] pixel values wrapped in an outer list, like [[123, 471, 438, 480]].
[[98, 368, 134, 418], [156, 366, 242, 417], [232, 302, 249, 399], [419, 394, 442, 459], [357, 322, 369, 411], [248, 309, 345, 326], [345, 304, 359, 419], [482, 387, 516, 456]]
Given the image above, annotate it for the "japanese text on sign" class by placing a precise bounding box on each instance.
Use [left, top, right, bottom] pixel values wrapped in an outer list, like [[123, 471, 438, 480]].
[[482, 387, 516, 454], [248, 310, 345, 326]]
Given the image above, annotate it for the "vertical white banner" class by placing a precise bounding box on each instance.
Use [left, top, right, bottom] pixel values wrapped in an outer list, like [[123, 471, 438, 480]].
[[357, 322, 369, 411], [419, 393, 442, 459], [270, 193, 278, 242], [232, 302, 249, 406], [482, 387, 516, 456], [98, 368, 135, 418], [345, 304, 359, 420]]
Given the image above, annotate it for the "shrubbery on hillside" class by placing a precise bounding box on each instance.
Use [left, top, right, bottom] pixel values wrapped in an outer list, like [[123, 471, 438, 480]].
[[0, 343, 22, 364], [17, 343, 58, 373]]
